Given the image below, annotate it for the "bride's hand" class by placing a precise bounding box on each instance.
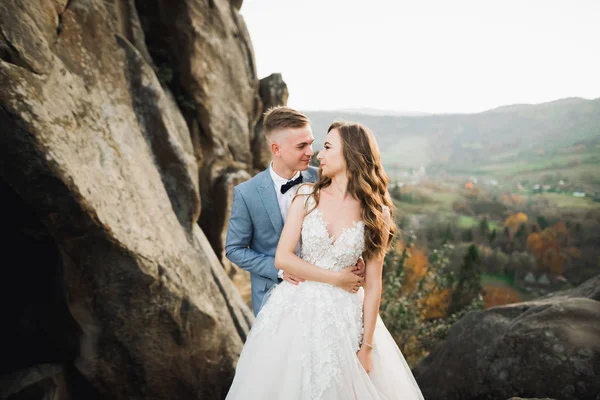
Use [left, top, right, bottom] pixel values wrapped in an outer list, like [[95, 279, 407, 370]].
[[357, 346, 373, 373], [334, 268, 363, 293]]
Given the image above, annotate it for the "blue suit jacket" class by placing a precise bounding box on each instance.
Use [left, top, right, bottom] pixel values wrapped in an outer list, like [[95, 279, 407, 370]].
[[225, 166, 319, 315]]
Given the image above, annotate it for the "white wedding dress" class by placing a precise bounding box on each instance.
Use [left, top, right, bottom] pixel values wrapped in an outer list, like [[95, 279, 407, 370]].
[[226, 190, 424, 400]]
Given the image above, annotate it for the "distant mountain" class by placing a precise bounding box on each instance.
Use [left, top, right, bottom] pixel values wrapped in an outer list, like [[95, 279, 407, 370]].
[[304, 108, 431, 117], [482, 97, 591, 114], [305, 97, 600, 188]]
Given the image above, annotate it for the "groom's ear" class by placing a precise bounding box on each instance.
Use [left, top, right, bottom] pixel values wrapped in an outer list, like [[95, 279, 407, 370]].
[[271, 142, 281, 156]]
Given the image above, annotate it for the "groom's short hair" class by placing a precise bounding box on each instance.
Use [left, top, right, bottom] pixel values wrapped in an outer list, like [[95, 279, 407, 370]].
[[263, 106, 310, 139]]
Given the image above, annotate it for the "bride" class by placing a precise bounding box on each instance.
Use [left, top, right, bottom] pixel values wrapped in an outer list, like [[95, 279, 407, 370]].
[[226, 122, 424, 400]]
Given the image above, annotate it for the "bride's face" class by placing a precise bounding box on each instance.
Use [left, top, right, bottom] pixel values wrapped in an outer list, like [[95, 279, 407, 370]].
[[317, 128, 346, 178]]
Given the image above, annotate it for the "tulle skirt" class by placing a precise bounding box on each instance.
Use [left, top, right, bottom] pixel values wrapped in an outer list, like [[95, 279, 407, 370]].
[[226, 281, 424, 400]]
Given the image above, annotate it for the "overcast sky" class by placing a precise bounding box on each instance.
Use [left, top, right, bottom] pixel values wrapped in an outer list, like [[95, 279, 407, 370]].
[[241, 0, 600, 114]]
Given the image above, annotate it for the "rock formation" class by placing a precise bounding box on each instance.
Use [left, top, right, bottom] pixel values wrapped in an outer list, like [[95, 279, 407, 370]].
[[0, 0, 286, 398], [414, 275, 600, 400]]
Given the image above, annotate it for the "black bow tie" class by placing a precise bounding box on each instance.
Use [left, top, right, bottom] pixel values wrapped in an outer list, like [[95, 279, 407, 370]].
[[281, 174, 303, 194]]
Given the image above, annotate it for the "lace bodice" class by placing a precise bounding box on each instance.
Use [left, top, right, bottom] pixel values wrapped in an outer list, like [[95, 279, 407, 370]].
[[298, 185, 365, 270]]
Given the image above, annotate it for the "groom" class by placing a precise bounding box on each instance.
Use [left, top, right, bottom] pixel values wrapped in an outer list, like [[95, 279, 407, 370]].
[[226, 106, 363, 315]]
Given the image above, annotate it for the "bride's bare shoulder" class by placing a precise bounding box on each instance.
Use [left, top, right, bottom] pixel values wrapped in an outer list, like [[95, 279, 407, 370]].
[[296, 183, 315, 196]]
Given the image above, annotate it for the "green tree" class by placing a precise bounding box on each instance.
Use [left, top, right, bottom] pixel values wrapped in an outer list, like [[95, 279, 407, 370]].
[[488, 228, 497, 244], [449, 244, 482, 315], [479, 218, 490, 236], [462, 228, 473, 242], [515, 223, 527, 241], [442, 224, 454, 244]]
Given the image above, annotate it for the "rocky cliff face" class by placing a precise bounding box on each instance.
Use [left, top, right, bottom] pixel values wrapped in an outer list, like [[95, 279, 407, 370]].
[[0, 0, 283, 398], [413, 275, 600, 400]]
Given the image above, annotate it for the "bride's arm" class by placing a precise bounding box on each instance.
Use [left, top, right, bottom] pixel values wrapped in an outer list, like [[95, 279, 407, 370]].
[[361, 254, 385, 346], [275, 195, 363, 290], [358, 212, 392, 373]]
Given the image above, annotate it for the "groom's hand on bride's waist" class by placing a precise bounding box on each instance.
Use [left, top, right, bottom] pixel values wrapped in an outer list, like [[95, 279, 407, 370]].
[[283, 271, 305, 285], [352, 257, 366, 280]]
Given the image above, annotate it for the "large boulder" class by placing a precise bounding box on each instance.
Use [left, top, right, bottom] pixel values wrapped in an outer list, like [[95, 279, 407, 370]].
[[1, 364, 72, 400], [134, 3, 290, 294], [507, 398, 557, 400], [414, 275, 600, 400], [0, 0, 252, 398], [134, 0, 263, 265]]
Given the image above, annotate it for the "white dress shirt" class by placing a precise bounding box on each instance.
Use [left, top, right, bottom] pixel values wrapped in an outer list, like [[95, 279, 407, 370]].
[[269, 163, 302, 279], [269, 163, 301, 223]]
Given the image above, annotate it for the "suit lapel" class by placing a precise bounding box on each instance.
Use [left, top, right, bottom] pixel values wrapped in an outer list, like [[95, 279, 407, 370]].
[[258, 170, 284, 234], [301, 167, 319, 183]]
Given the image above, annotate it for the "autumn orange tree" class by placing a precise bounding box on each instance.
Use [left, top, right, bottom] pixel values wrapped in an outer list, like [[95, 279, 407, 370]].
[[504, 212, 528, 236], [403, 247, 428, 292], [526, 221, 568, 275], [500, 193, 524, 207], [483, 285, 521, 308]]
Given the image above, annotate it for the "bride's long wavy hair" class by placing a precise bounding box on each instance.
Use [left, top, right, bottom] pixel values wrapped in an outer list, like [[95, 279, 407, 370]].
[[310, 121, 396, 260]]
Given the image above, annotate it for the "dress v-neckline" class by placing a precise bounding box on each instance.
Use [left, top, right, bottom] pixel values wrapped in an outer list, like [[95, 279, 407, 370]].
[[313, 208, 363, 247]]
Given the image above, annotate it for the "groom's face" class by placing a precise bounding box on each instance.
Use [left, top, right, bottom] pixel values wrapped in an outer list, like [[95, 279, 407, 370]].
[[275, 125, 315, 171]]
